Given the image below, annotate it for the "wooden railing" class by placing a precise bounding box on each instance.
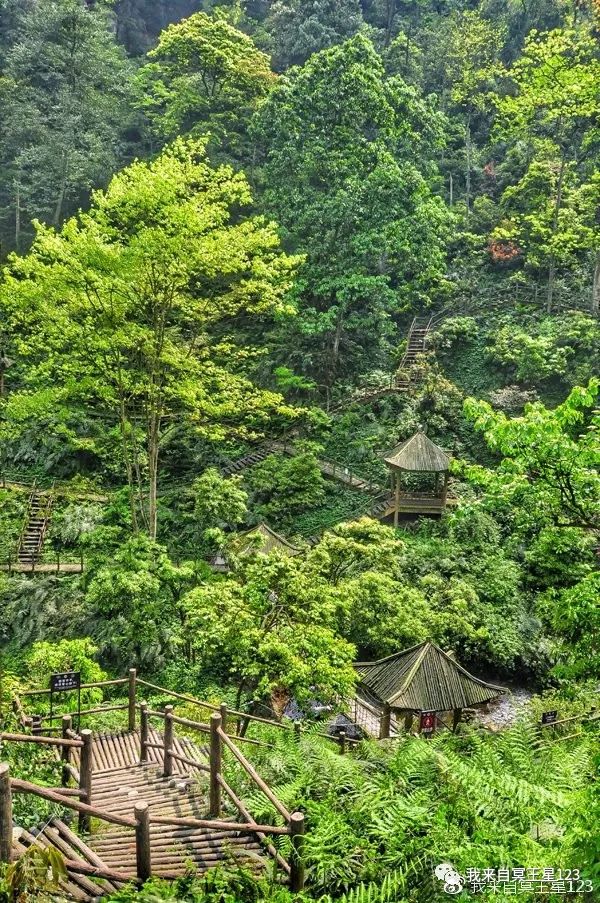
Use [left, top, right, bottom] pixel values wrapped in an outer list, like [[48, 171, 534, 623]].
[[14, 669, 356, 750], [539, 708, 599, 742], [138, 703, 304, 888]]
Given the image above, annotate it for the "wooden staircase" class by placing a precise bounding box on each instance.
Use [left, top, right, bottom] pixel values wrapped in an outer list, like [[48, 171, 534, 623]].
[[17, 489, 53, 566], [10, 729, 269, 900], [399, 316, 432, 372], [221, 446, 272, 477]]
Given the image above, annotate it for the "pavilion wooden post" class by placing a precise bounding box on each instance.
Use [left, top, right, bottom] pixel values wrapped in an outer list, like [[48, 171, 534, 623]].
[[404, 712, 414, 733], [0, 764, 12, 864], [452, 709, 462, 732], [139, 702, 149, 764], [61, 715, 72, 786], [209, 712, 222, 818], [163, 706, 174, 778], [394, 472, 401, 527], [128, 668, 137, 732], [441, 471, 449, 507], [379, 703, 391, 739], [290, 811, 306, 893], [134, 801, 152, 883], [78, 730, 93, 833]]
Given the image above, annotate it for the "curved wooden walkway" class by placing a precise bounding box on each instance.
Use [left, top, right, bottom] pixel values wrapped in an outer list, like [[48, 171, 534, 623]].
[[11, 729, 270, 901]]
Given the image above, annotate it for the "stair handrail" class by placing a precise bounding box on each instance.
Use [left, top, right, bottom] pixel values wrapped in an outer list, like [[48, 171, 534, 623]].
[[137, 703, 303, 888], [15, 482, 37, 566], [1, 736, 305, 888], [39, 483, 55, 555]]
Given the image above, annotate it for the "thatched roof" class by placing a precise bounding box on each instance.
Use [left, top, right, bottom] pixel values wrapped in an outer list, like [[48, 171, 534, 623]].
[[239, 523, 302, 557], [384, 432, 450, 472], [355, 642, 506, 712]]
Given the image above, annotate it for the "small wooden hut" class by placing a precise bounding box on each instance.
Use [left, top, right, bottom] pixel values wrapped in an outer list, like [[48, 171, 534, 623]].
[[355, 641, 506, 736], [238, 523, 303, 557], [384, 432, 450, 524], [210, 523, 302, 572]]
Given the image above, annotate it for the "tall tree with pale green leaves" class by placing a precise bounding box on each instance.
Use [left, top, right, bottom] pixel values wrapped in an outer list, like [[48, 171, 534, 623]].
[[444, 10, 505, 215], [0, 139, 299, 538], [464, 380, 600, 535], [182, 549, 357, 719]]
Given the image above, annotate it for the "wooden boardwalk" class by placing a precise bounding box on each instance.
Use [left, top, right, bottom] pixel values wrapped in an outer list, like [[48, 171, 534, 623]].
[[0, 562, 84, 573], [10, 729, 272, 900]]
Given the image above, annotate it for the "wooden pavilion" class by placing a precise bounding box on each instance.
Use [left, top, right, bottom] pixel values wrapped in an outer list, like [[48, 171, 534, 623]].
[[384, 432, 450, 524], [354, 641, 506, 736]]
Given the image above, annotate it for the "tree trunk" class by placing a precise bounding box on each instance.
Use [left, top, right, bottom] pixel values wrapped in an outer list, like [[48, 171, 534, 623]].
[[329, 305, 344, 388], [53, 151, 69, 227], [14, 179, 21, 253], [405, 26, 410, 71], [119, 397, 139, 533], [547, 259, 556, 314], [147, 412, 160, 540], [385, 0, 396, 47], [465, 116, 472, 216], [592, 249, 600, 317], [547, 155, 566, 314]]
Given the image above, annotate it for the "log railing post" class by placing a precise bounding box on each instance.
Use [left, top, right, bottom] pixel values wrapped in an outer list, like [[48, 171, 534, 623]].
[[289, 811, 305, 892], [134, 801, 151, 883], [31, 715, 42, 737], [128, 668, 137, 732], [219, 702, 228, 735], [139, 702, 148, 764], [0, 764, 13, 863], [209, 713, 222, 818], [163, 706, 174, 778], [61, 715, 72, 787], [78, 730, 93, 833], [379, 703, 391, 740], [338, 730, 347, 754]]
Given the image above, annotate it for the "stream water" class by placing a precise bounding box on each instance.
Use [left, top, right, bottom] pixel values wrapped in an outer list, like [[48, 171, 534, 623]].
[[476, 685, 534, 731]]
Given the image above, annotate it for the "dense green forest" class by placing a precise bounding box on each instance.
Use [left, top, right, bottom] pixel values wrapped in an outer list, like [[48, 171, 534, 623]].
[[0, 0, 598, 900]]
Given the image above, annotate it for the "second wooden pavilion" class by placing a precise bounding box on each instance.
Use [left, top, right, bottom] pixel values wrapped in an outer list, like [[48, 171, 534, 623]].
[[384, 432, 450, 524], [355, 641, 506, 737]]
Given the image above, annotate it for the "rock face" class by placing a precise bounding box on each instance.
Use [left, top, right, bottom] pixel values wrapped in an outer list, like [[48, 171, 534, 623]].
[[114, 0, 203, 55]]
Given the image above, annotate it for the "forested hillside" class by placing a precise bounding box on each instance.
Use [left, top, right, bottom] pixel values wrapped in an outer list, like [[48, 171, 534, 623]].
[[0, 1, 598, 901]]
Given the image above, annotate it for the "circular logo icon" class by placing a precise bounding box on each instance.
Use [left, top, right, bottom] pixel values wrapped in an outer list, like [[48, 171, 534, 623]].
[[435, 863, 465, 894]]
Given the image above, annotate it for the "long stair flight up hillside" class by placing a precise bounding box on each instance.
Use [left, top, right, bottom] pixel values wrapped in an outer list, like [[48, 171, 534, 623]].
[[17, 488, 53, 567], [399, 316, 433, 372]]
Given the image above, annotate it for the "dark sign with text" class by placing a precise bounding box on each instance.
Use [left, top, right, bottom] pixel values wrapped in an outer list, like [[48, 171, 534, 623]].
[[50, 671, 81, 693], [541, 710, 558, 725], [420, 711, 436, 734]]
